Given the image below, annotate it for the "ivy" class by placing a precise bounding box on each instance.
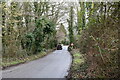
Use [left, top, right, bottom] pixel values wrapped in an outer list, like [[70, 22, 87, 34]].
[[22, 17, 56, 54]]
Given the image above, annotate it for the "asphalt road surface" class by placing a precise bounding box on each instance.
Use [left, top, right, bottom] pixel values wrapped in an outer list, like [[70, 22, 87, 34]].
[[2, 46, 72, 78]]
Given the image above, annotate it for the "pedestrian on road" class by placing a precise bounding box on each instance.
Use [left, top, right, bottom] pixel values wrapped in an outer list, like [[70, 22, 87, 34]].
[[68, 43, 74, 51]]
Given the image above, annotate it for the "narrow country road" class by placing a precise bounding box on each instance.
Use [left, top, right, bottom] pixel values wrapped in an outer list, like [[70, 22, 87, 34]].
[[2, 46, 72, 78]]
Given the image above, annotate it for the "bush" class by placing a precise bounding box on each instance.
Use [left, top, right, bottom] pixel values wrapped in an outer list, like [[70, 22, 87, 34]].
[[21, 17, 57, 54], [77, 17, 119, 78]]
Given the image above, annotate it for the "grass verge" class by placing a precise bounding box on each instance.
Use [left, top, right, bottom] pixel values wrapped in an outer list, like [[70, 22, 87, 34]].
[[67, 49, 89, 79], [2, 49, 53, 70]]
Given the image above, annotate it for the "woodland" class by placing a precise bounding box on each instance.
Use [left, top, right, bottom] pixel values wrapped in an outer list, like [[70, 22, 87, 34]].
[[1, 1, 119, 78]]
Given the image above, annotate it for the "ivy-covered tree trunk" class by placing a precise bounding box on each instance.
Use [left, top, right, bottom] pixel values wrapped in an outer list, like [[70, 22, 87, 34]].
[[68, 6, 74, 44]]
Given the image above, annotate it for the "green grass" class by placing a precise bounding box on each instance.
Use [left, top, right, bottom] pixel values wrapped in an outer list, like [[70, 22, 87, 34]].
[[68, 49, 88, 78], [72, 51, 84, 65], [2, 50, 52, 69]]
